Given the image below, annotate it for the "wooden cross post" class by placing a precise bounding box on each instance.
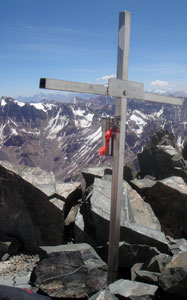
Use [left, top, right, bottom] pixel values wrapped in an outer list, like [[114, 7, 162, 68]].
[[39, 11, 183, 284]]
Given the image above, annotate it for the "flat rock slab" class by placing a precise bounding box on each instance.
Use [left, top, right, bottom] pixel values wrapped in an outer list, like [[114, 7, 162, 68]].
[[31, 243, 107, 298], [121, 222, 169, 254], [109, 279, 158, 299], [89, 289, 118, 300], [91, 177, 160, 230]]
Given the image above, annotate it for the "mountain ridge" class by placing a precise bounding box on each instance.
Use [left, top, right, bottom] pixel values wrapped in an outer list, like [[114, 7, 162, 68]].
[[0, 95, 186, 182]]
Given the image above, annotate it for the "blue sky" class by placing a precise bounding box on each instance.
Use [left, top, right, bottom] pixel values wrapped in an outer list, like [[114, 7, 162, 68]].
[[1, 0, 187, 98]]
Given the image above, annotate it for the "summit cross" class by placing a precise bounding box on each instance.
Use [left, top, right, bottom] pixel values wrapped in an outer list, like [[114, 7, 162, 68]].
[[39, 11, 183, 284]]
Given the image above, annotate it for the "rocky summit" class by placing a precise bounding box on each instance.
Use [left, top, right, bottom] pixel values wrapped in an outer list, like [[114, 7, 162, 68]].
[[0, 96, 186, 182], [0, 130, 187, 299]]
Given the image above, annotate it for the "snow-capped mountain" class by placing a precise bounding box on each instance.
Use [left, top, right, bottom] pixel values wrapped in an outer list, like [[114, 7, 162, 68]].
[[0, 95, 186, 181]]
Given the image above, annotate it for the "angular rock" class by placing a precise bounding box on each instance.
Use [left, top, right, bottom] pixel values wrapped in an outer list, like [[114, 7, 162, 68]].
[[140, 176, 187, 239], [82, 165, 136, 189], [0, 165, 64, 250], [109, 279, 158, 299], [130, 177, 156, 194], [118, 242, 160, 269], [133, 270, 160, 285], [131, 253, 171, 285], [82, 167, 112, 187], [90, 177, 161, 231], [159, 251, 187, 298], [143, 254, 171, 273], [168, 238, 187, 255], [120, 222, 170, 254], [92, 242, 161, 270], [131, 263, 143, 281], [31, 243, 107, 298], [137, 130, 187, 182], [0, 160, 82, 217], [89, 289, 118, 300], [88, 289, 118, 300], [76, 177, 169, 252]]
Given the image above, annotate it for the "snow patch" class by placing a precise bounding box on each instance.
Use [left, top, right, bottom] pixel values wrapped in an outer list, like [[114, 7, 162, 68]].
[[177, 136, 184, 150], [15, 100, 25, 107], [29, 102, 55, 112], [1, 99, 7, 107], [46, 108, 68, 139], [130, 112, 147, 135], [11, 128, 18, 135], [30, 103, 46, 111], [0, 124, 6, 138], [86, 127, 102, 144], [72, 107, 85, 117], [156, 107, 164, 118]]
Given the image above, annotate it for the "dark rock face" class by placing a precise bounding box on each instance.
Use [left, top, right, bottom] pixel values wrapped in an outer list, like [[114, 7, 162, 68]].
[[0, 165, 64, 251], [138, 130, 187, 182], [31, 243, 107, 298], [132, 176, 187, 239], [159, 251, 187, 298], [118, 242, 160, 269]]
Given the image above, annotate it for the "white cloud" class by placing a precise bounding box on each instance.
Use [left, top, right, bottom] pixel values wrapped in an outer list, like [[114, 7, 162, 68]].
[[97, 74, 116, 81], [150, 80, 169, 87]]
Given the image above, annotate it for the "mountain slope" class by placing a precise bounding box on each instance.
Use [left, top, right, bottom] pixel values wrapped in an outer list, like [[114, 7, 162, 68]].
[[0, 96, 186, 181]]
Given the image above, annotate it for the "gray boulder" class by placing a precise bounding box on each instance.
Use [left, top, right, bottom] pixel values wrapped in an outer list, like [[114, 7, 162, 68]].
[[137, 130, 187, 182], [134, 176, 187, 239], [131, 253, 171, 285], [159, 251, 187, 298], [0, 160, 82, 217], [90, 177, 160, 231], [31, 243, 107, 298], [0, 165, 64, 251], [132, 269, 160, 285], [118, 242, 160, 269], [143, 253, 171, 273], [76, 176, 169, 253], [168, 238, 187, 255]]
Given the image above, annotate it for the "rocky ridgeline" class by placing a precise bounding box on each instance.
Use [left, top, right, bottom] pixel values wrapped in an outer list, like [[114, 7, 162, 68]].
[[0, 130, 187, 299]]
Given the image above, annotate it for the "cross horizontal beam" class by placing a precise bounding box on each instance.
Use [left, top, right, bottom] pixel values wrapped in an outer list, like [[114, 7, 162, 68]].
[[40, 78, 107, 97], [40, 78, 183, 106]]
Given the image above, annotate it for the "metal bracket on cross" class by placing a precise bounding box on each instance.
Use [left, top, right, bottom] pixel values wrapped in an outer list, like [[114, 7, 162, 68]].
[[39, 10, 184, 285]]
